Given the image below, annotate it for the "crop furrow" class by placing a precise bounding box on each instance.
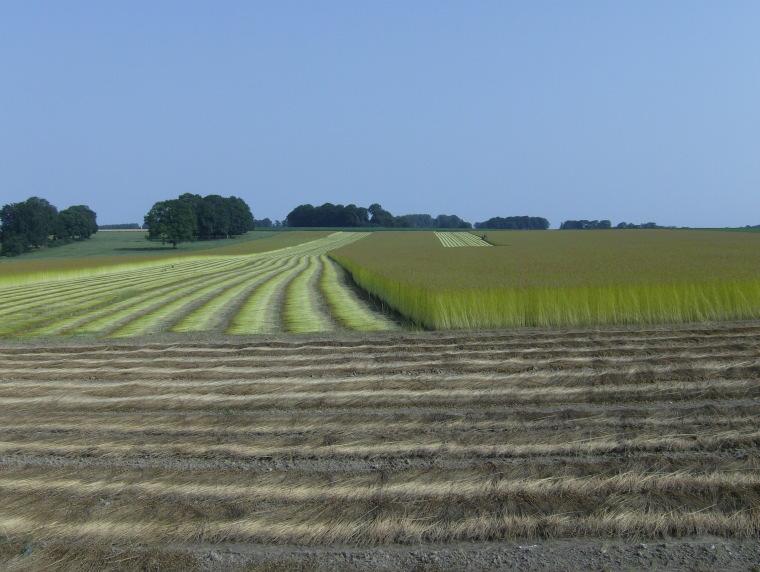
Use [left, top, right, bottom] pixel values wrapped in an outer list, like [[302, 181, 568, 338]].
[[227, 257, 309, 334], [0, 378, 755, 412], [108, 258, 287, 337], [283, 256, 333, 333], [171, 258, 293, 332], [4, 345, 760, 370]]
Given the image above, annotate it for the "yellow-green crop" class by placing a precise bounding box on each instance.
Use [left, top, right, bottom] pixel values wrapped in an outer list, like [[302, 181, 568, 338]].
[[330, 230, 760, 329], [0, 232, 396, 338]]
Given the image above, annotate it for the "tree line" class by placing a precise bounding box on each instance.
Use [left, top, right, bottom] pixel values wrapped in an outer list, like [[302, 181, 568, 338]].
[[144, 193, 254, 247], [253, 218, 285, 228], [285, 203, 509, 229], [560, 219, 661, 230], [474, 216, 550, 230], [0, 192, 673, 258], [284, 203, 563, 230], [285, 203, 393, 227], [0, 197, 98, 256]]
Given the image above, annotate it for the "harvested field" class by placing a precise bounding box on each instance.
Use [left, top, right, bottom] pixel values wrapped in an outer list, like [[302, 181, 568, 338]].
[[0, 322, 758, 569], [0, 232, 397, 338], [435, 231, 491, 247]]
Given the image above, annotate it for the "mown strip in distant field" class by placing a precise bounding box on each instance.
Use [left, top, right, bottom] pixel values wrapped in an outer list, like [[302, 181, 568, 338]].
[[330, 230, 760, 328]]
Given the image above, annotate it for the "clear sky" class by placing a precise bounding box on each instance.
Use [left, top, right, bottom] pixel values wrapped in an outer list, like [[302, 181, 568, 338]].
[[1, 1, 759, 227]]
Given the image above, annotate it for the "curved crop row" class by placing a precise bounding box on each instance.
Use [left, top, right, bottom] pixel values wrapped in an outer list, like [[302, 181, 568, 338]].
[[0, 257, 243, 311], [0, 232, 397, 338], [172, 258, 294, 333], [110, 258, 290, 338], [319, 255, 398, 331], [27, 258, 273, 337], [283, 257, 333, 333], [0, 258, 252, 333], [227, 256, 309, 334]]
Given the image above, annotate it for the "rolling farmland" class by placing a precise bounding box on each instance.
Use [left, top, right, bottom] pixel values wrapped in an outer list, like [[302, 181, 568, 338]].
[[0, 323, 759, 568], [0, 232, 396, 339]]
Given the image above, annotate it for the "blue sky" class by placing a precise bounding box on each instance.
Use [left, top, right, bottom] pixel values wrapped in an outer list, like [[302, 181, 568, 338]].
[[1, 1, 759, 227]]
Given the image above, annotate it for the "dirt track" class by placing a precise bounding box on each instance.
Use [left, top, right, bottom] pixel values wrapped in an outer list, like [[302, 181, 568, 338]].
[[0, 322, 758, 570]]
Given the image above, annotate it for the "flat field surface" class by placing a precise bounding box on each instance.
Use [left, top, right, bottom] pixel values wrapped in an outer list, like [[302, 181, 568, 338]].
[[0, 323, 758, 570], [331, 230, 760, 328], [0, 232, 396, 338], [334, 230, 760, 288]]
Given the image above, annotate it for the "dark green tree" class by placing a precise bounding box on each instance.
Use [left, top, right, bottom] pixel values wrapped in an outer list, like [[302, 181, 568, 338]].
[[144, 199, 197, 248], [435, 214, 472, 229], [226, 196, 254, 235], [368, 203, 395, 227], [474, 216, 549, 230], [396, 214, 435, 228], [197, 195, 230, 239], [0, 196, 60, 255], [56, 205, 98, 240], [560, 220, 612, 230]]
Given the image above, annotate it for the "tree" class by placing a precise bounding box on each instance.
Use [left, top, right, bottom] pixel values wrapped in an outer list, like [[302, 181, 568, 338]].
[[286, 204, 316, 227], [284, 203, 472, 229], [0, 196, 59, 255], [145, 193, 255, 243], [396, 214, 435, 228], [560, 220, 611, 230], [56, 205, 98, 240], [144, 199, 197, 248], [368, 203, 395, 227], [616, 221, 660, 229], [474, 216, 549, 230], [227, 196, 255, 235], [197, 195, 231, 239], [285, 203, 371, 227], [435, 214, 472, 229]]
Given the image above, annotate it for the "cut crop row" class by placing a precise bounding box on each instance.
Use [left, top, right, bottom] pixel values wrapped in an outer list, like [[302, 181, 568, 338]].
[[0, 232, 397, 338]]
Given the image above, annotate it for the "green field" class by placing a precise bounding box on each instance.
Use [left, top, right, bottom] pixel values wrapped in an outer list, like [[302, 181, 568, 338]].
[[1, 230, 273, 260], [330, 230, 760, 328], [0, 230, 331, 286], [5, 228, 760, 336], [0, 232, 396, 338]]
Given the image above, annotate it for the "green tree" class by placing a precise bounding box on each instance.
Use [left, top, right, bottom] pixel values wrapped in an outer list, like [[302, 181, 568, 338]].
[[144, 199, 197, 248], [227, 196, 255, 235], [368, 203, 395, 227], [0, 196, 59, 255], [197, 195, 231, 239], [57, 205, 98, 240]]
